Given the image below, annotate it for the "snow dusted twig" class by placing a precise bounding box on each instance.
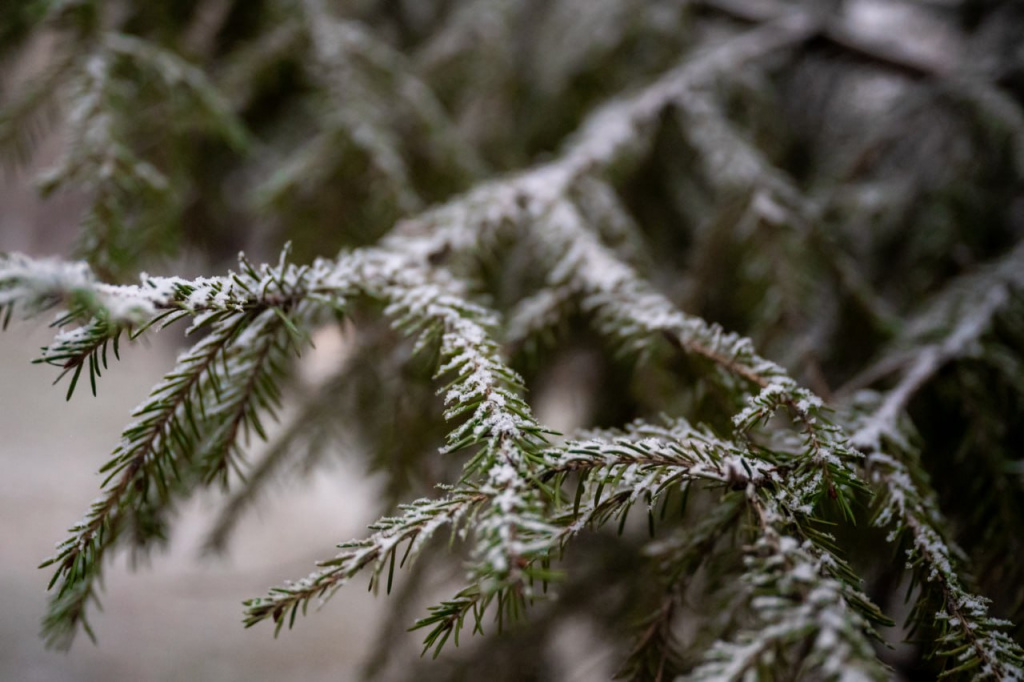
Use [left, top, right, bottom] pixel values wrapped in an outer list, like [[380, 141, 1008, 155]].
[[39, 312, 250, 647], [412, 415, 888, 679], [834, 243, 1024, 678], [526, 198, 869, 524], [867, 453, 1024, 679], [1, 250, 335, 397], [244, 244, 556, 634], [0, 249, 336, 326], [5, 230, 556, 646], [403, 419, 781, 657], [32, 251, 335, 648], [848, 241, 1024, 453], [243, 490, 488, 634], [545, 419, 879, 606], [683, 491, 888, 681]]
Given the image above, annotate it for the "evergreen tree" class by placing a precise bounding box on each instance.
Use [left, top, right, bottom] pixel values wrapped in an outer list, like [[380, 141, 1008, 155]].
[[2, 0, 1024, 679]]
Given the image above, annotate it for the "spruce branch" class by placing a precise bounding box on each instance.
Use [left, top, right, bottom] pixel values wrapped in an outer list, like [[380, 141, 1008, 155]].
[[0, 253, 136, 322], [524, 208, 1019, 675], [3, 2, 1023, 678], [403, 413, 885, 668], [35, 318, 125, 400], [40, 300, 305, 645], [866, 452, 1024, 679], [243, 490, 488, 635], [17, 249, 331, 648], [245, 245, 556, 635], [237, 18, 888, 646], [682, 491, 889, 681], [548, 418, 875, 603], [1, 249, 335, 327], [38, 310, 249, 649], [846, 241, 1024, 451], [406, 418, 766, 659], [1, 249, 334, 396], [838, 241, 1024, 677], [369, 264, 557, 590], [530, 199, 866, 519]]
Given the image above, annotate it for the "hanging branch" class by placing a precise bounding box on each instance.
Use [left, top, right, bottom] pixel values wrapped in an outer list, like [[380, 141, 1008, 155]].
[[17, 251, 334, 648], [244, 245, 555, 635], [682, 490, 888, 681], [846, 242, 1024, 451], [243, 490, 489, 635], [866, 453, 1024, 678], [829, 243, 1024, 676], [39, 309, 253, 648]]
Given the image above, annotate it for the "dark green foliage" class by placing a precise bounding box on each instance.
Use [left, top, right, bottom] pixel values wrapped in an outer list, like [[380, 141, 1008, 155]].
[[2, 0, 1024, 679]]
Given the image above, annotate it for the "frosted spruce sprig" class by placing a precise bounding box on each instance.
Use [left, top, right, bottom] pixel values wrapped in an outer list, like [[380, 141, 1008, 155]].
[[39, 310, 256, 648], [16, 251, 331, 648], [244, 247, 556, 636], [407, 413, 886, 661], [5, 241, 553, 648], [405, 421, 777, 652], [526, 199, 866, 523], [866, 453, 1024, 679], [847, 240, 1024, 454], [840, 242, 1024, 678], [683, 492, 888, 681], [554, 419, 880, 611], [1, 250, 328, 397], [239, 19, 879, 654], [243, 490, 489, 635]]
